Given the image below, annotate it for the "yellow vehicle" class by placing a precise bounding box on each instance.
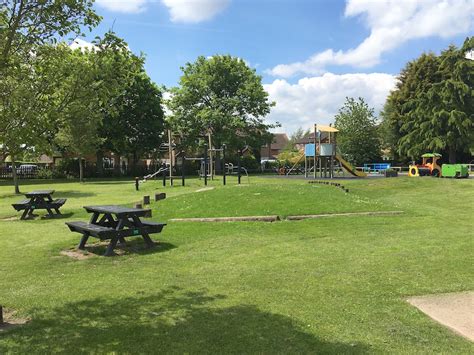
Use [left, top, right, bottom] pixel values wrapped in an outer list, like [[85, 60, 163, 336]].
[[408, 153, 442, 177]]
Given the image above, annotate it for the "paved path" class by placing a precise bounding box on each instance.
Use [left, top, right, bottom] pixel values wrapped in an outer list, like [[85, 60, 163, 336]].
[[407, 291, 474, 341]]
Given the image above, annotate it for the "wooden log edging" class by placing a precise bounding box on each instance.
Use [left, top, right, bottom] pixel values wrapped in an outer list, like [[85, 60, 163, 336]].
[[285, 211, 404, 220], [170, 215, 280, 223]]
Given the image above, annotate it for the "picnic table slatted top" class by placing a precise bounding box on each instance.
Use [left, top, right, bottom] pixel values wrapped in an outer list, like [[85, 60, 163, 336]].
[[83, 205, 151, 217], [25, 190, 55, 197]]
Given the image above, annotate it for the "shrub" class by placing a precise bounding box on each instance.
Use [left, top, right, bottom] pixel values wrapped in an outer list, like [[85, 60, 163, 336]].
[[37, 167, 53, 179]]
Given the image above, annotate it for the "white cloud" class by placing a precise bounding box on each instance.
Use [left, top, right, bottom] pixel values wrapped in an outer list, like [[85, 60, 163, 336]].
[[95, 0, 148, 13], [268, 0, 474, 77], [69, 38, 97, 51], [263, 72, 397, 134], [162, 0, 230, 23]]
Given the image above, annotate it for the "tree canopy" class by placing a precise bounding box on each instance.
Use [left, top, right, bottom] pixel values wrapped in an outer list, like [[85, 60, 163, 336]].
[[55, 33, 144, 182], [100, 72, 165, 174], [167, 55, 276, 152], [381, 37, 473, 163], [0, 0, 100, 192], [334, 97, 381, 166]]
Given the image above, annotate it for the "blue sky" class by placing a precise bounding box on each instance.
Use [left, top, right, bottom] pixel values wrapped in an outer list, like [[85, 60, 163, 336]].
[[86, 0, 473, 133]]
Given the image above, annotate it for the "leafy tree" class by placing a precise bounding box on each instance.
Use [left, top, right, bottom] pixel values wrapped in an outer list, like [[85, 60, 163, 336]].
[[100, 72, 165, 175], [56, 33, 144, 182], [382, 37, 473, 163], [167, 55, 276, 153], [0, 0, 100, 193], [282, 127, 310, 151], [334, 97, 381, 166]]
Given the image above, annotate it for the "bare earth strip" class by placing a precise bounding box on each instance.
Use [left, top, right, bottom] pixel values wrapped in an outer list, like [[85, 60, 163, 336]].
[[285, 210, 403, 220], [170, 215, 280, 222], [407, 291, 474, 341], [170, 211, 403, 223]]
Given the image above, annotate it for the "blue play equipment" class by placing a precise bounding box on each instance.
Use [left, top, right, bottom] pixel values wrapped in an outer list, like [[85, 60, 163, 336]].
[[363, 163, 391, 173]]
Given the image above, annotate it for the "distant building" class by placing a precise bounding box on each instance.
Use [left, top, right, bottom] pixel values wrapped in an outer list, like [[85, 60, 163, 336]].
[[261, 133, 289, 160]]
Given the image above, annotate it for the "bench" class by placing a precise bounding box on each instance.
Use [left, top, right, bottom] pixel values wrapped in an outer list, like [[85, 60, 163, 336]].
[[66, 221, 116, 239], [141, 221, 167, 234], [51, 198, 67, 207], [12, 200, 31, 211]]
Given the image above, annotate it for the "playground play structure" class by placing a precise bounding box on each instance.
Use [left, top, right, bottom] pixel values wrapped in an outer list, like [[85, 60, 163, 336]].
[[285, 124, 367, 178], [140, 130, 249, 187], [409, 153, 469, 178]]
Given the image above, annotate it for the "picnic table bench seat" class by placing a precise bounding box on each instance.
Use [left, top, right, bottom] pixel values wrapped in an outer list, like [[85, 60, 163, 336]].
[[12, 200, 32, 211], [140, 221, 166, 233], [51, 198, 67, 207], [66, 221, 116, 239]]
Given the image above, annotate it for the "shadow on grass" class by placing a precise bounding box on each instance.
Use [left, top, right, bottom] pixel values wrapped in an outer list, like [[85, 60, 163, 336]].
[[54, 190, 96, 198], [81, 240, 176, 257], [40, 212, 74, 220], [0, 288, 371, 353]]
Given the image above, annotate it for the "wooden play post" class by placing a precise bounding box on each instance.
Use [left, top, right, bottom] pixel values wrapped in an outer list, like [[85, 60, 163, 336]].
[[238, 148, 242, 185], [313, 124, 317, 179], [181, 152, 185, 186], [168, 130, 173, 186], [208, 132, 213, 180], [222, 144, 226, 186], [204, 144, 208, 186]]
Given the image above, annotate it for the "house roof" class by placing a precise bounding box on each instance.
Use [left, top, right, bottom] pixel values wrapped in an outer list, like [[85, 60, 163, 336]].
[[269, 133, 289, 150]]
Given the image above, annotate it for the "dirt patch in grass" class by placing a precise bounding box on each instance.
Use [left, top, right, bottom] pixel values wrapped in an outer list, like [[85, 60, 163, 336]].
[[60, 249, 97, 260], [0, 308, 30, 332], [0, 216, 18, 221], [407, 291, 474, 341], [195, 187, 215, 192]]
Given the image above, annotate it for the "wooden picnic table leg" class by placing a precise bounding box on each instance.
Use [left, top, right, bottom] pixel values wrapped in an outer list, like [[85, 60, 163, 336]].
[[45, 206, 55, 218], [89, 212, 100, 224], [104, 218, 125, 256], [132, 216, 155, 248], [20, 207, 30, 220], [104, 236, 120, 256], [38, 197, 54, 217], [78, 233, 90, 250]]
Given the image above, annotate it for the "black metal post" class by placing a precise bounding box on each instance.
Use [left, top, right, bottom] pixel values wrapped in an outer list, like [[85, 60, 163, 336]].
[[238, 148, 242, 185], [162, 169, 166, 187], [181, 152, 185, 186], [222, 145, 226, 186], [135, 177, 139, 191], [204, 144, 208, 186]]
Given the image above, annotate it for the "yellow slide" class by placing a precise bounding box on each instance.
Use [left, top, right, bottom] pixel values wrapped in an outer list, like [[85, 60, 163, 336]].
[[335, 154, 367, 177]]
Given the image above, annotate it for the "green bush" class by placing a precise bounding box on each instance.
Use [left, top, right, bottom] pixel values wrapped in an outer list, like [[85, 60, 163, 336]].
[[37, 167, 53, 179]]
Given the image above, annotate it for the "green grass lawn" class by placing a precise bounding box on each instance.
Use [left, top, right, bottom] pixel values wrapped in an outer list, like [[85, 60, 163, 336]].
[[0, 176, 473, 353]]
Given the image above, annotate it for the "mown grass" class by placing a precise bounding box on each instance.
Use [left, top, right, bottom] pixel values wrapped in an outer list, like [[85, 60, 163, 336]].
[[0, 175, 473, 353]]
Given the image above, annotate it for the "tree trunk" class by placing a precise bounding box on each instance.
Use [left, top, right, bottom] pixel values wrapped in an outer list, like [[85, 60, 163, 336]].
[[114, 153, 121, 176], [96, 150, 104, 177], [448, 147, 456, 164], [11, 159, 20, 194], [79, 157, 84, 183], [253, 147, 262, 165], [132, 152, 138, 176]]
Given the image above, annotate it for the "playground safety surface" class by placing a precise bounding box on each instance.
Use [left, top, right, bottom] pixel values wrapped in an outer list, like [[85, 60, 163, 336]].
[[407, 291, 474, 341]]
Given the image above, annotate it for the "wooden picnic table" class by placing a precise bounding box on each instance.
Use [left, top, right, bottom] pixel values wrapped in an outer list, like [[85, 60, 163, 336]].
[[66, 205, 166, 256], [12, 190, 67, 220]]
